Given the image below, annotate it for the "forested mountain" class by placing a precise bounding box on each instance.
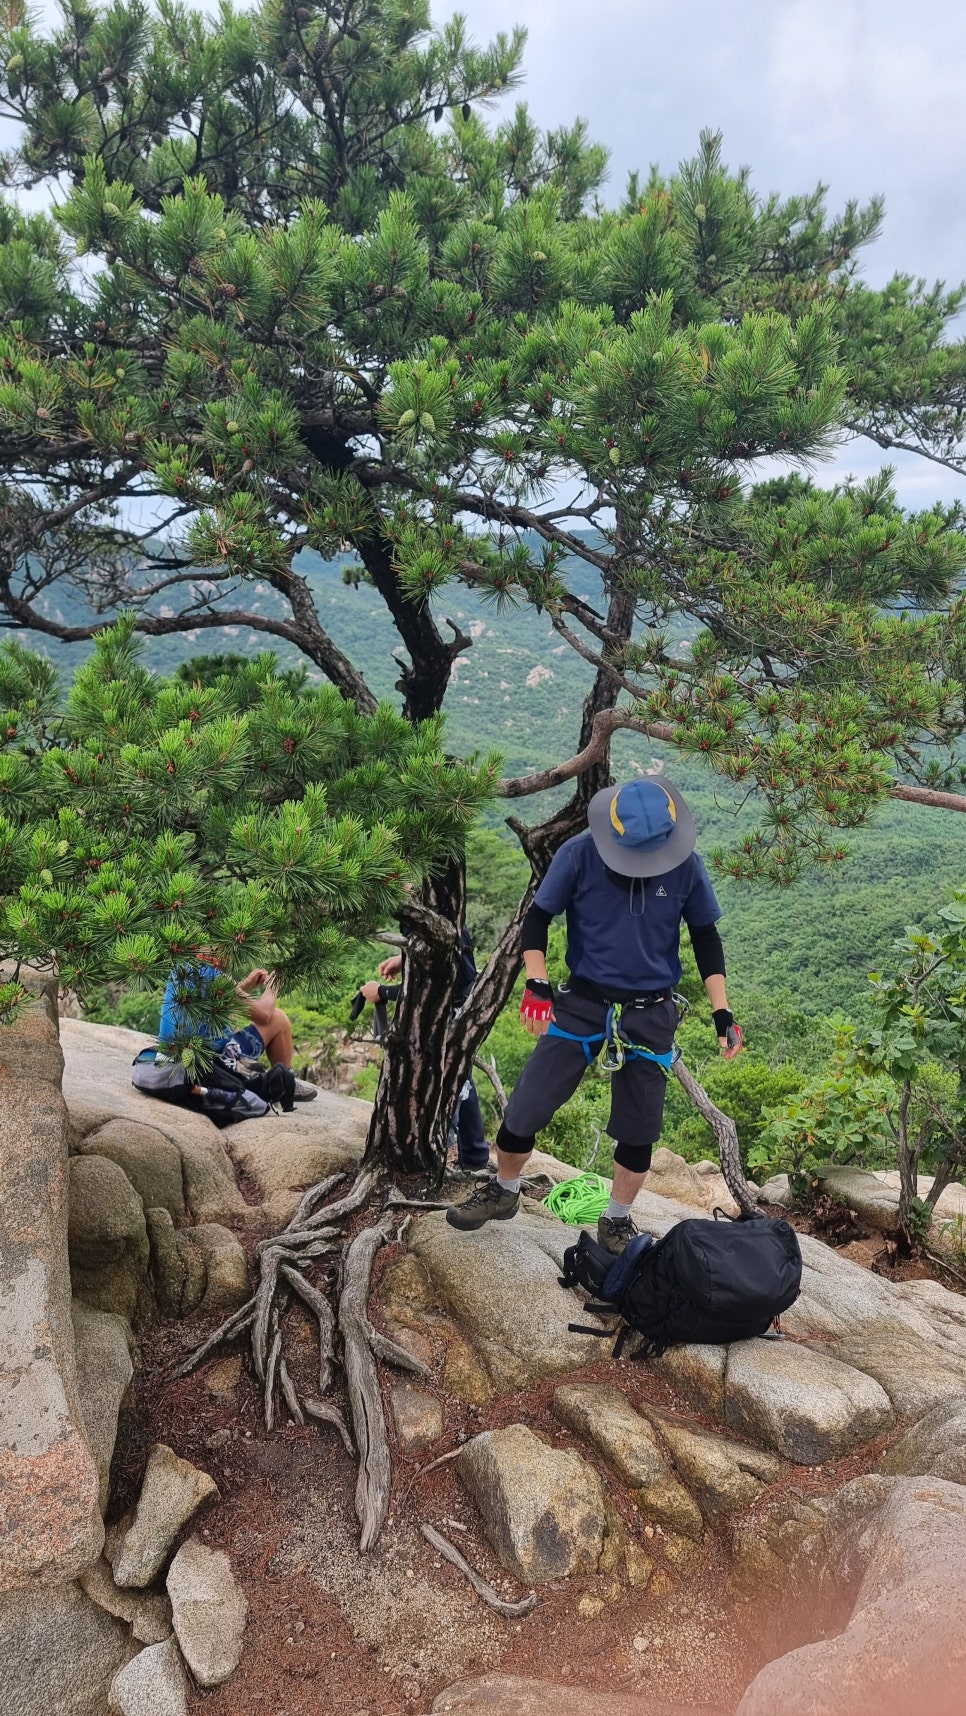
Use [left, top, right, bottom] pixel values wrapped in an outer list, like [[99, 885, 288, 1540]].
[[14, 546, 965, 1017]]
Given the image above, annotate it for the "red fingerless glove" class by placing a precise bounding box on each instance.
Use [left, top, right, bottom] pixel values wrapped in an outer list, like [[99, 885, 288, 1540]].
[[520, 979, 554, 1026]]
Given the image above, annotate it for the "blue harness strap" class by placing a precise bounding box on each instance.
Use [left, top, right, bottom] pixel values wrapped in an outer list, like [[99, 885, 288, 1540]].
[[546, 1003, 679, 1077], [545, 1020, 604, 1066]]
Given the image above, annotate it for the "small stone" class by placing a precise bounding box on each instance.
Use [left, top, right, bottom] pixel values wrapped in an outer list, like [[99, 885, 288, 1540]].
[[108, 1636, 188, 1716], [167, 1536, 249, 1688], [390, 1385, 443, 1451], [202, 1357, 243, 1402], [577, 1595, 604, 1619], [643, 1408, 782, 1515], [623, 1543, 654, 1588], [111, 1445, 219, 1589], [649, 1568, 673, 1599], [79, 1556, 172, 1643]]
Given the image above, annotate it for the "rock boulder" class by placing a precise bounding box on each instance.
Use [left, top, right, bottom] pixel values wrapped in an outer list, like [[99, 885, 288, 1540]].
[[725, 1338, 893, 1464], [0, 1580, 133, 1716], [0, 978, 103, 1591], [553, 1384, 703, 1538], [111, 1444, 219, 1589], [737, 1477, 966, 1716], [167, 1537, 248, 1688], [409, 1209, 611, 1390], [68, 1153, 150, 1322], [879, 1399, 966, 1483], [71, 1300, 134, 1514], [457, 1424, 608, 1583]]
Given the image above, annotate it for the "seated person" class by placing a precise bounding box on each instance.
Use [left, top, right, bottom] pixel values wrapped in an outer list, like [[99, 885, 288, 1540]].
[[357, 933, 490, 1169], [158, 958, 317, 1100]]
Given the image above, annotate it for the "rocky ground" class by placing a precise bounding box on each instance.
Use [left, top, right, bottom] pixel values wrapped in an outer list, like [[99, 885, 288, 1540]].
[[3, 998, 966, 1716]]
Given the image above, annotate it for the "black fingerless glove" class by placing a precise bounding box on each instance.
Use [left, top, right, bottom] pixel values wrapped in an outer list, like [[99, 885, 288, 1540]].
[[712, 1008, 734, 1037]]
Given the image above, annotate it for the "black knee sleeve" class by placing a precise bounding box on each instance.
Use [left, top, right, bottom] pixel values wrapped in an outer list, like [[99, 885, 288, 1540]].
[[496, 1120, 536, 1158], [613, 1139, 654, 1174]]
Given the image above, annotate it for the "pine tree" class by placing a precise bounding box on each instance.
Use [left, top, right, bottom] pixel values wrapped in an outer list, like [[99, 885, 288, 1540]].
[[2, 1, 966, 1174], [0, 617, 497, 1159]]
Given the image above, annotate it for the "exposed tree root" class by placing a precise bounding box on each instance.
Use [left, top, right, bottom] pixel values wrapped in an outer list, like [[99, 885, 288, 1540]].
[[171, 1298, 255, 1378], [420, 1524, 537, 1618], [340, 1213, 398, 1552], [178, 1167, 430, 1552]]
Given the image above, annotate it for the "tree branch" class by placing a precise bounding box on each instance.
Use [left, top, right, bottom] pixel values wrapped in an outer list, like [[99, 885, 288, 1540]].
[[498, 707, 675, 799], [889, 783, 966, 814]]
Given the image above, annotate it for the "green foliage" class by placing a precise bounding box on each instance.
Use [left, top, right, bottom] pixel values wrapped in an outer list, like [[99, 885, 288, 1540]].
[[908, 1196, 934, 1246], [0, 618, 497, 1042], [752, 1050, 896, 1195], [751, 900, 966, 1224], [1, 10, 966, 888]]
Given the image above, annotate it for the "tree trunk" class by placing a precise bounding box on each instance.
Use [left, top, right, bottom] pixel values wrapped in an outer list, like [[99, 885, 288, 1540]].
[[363, 871, 534, 1178], [896, 1080, 917, 1231], [509, 584, 636, 870], [362, 869, 465, 1176], [356, 535, 459, 723]]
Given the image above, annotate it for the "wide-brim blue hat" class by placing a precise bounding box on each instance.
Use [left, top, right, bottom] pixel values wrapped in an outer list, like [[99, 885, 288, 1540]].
[[587, 778, 695, 877]]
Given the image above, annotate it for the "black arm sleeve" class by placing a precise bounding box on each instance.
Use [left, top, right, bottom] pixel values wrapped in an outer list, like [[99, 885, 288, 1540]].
[[688, 921, 726, 980], [521, 902, 553, 955], [377, 983, 401, 1004]]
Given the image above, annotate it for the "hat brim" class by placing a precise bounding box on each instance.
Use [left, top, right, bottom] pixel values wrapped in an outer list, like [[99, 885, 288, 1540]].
[[587, 780, 696, 877]]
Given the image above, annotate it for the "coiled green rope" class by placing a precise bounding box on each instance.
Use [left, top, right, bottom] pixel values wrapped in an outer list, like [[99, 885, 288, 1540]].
[[545, 1173, 612, 1225]]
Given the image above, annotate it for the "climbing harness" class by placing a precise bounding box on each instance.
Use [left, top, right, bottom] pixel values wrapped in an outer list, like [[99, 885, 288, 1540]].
[[546, 1000, 681, 1077]]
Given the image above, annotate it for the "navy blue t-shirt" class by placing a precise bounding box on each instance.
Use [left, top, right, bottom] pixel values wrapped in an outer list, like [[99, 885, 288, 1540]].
[[534, 831, 721, 992]]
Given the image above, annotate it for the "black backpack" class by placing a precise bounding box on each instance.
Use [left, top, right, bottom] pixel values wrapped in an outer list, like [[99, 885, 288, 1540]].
[[243, 1059, 296, 1112], [132, 1049, 295, 1126], [561, 1212, 802, 1357]]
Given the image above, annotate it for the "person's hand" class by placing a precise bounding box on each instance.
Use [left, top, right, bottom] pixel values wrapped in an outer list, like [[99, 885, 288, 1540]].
[[378, 955, 402, 979], [249, 968, 271, 988], [520, 979, 555, 1038], [360, 980, 382, 1003], [713, 1008, 744, 1059]]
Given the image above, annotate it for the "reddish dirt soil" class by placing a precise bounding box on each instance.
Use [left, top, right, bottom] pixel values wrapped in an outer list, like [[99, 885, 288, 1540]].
[[109, 1207, 902, 1716]]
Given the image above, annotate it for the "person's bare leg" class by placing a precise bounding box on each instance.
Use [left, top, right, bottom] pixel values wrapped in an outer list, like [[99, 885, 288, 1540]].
[[496, 1145, 532, 1182], [259, 1008, 293, 1068], [611, 1164, 648, 1205]]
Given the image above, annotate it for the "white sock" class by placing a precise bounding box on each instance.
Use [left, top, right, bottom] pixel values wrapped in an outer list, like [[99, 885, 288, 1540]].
[[497, 1174, 521, 1195], [604, 1197, 633, 1221]]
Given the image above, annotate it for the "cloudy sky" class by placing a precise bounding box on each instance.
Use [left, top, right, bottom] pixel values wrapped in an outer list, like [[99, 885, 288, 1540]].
[[446, 0, 966, 507]]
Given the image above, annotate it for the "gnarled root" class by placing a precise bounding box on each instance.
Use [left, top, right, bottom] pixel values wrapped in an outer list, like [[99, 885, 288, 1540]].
[[420, 1524, 537, 1618]]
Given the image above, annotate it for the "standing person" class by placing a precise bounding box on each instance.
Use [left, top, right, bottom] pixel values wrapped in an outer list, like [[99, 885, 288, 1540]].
[[158, 958, 318, 1099], [446, 779, 743, 1251], [356, 926, 490, 1168]]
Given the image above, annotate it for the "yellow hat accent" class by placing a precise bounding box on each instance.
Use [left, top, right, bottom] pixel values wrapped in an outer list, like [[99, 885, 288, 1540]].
[[609, 784, 675, 838]]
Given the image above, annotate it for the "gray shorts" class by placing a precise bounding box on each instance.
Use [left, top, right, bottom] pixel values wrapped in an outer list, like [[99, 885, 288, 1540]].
[[503, 986, 679, 1148]]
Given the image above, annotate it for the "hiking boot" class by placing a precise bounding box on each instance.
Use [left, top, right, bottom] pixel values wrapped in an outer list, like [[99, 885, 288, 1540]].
[[445, 1176, 520, 1231], [292, 1076, 318, 1102], [597, 1213, 640, 1256]]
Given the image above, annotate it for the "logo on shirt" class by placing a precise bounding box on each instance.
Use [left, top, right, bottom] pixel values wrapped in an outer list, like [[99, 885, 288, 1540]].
[[655, 885, 668, 897]]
